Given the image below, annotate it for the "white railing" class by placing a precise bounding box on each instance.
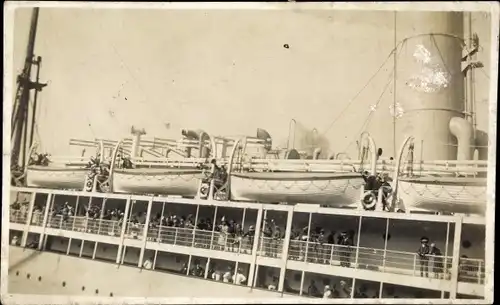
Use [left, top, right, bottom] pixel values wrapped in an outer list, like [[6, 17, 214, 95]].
[[14, 213, 485, 284]]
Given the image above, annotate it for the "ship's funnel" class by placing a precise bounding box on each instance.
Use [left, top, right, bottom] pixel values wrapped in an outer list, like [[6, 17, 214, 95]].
[[256, 128, 272, 151], [449, 117, 474, 161]]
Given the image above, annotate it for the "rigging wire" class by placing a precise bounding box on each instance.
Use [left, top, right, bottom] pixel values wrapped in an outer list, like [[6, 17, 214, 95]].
[[321, 46, 397, 136], [343, 69, 395, 153]]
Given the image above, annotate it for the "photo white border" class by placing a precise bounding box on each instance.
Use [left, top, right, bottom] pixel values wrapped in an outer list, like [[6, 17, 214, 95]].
[[2, 1, 498, 304]]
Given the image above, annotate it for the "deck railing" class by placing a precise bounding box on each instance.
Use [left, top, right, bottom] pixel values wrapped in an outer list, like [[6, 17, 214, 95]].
[[12, 211, 485, 285]]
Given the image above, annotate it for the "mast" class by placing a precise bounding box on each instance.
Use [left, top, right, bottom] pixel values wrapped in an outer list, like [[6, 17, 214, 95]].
[[11, 7, 47, 169], [392, 11, 397, 159]]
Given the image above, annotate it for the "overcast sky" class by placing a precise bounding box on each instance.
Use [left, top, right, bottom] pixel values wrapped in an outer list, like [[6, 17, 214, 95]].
[[11, 8, 493, 158]]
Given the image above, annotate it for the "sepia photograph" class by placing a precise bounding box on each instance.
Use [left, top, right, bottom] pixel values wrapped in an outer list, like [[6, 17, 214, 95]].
[[3, 2, 498, 304]]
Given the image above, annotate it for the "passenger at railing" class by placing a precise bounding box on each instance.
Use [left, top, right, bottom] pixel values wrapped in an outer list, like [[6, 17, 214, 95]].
[[217, 220, 229, 251], [270, 226, 282, 258], [380, 173, 392, 211], [31, 206, 42, 225], [307, 280, 320, 298], [430, 242, 444, 279], [143, 257, 153, 270], [232, 268, 247, 285], [267, 276, 278, 291], [417, 236, 430, 278], [223, 266, 233, 283], [361, 171, 379, 191], [242, 225, 256, 254], [190, 259, 205, 277], [317, 229, 328, 264], [298, 226, 309, 260], [338, 231, 354, 267], [337, 280, 352, 298], [230, 223, 244, 253], [323, 285, 333, 299]]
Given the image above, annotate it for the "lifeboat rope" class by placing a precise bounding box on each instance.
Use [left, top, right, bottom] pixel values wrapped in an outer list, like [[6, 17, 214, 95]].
[[117, 172, 200, 182], [239, 178, 363, 193], [399, 182, 486, 199]]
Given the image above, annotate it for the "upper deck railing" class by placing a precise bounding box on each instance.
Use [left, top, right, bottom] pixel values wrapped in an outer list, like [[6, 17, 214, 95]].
[[9, 210, 485, 285]]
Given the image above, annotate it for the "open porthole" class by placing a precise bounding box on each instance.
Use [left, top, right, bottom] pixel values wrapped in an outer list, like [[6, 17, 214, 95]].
[[81, 286, 85, 291], [62, 281, 66, 287], [95, 289, 99, 294], [38, 276, 42, 281], [27, 273, 31, 279], [109, 292, 113, 297]]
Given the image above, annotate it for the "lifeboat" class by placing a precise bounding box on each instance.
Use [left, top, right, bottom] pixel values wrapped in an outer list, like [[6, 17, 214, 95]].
[[397, 177, 487, 214], [109, 129, 218, 197], [227, 131, 376, 206], [24, 140, 106, 191], [112, 168, 204, 196], [391, 136, 488, 215]]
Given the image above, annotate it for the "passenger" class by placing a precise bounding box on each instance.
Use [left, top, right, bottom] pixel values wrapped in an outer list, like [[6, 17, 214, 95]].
[[223, 266, 232, 283], [430, 242, 444, 279], [142, 257, 153, 270], [338, 231, 353, 267], [268, 276, 278, 290], [190, 260, 204, 277], [243, 225, 255, 253], [271, 226, 282, 258], [417, 237, 430, 278], [217, 220, 229, 251], [307, 280, 320, 297], [380, 173, 392, 211], [232, 268, 247, 285], [317, 229, 327, 264], [323, 285, 333, 298]]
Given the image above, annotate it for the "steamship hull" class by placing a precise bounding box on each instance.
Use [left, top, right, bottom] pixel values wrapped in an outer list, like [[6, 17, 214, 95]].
[[26, 166, 88, 190], [230, 172, 363, 206], [397, 177, 487, 214], [112, 168, 203, 197]]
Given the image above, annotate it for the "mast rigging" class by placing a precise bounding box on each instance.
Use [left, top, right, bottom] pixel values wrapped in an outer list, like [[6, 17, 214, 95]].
[[11, 7, 47, 172]]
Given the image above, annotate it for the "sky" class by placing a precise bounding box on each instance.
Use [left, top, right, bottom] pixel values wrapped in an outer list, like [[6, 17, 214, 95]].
[[11, 7, 493, 158]]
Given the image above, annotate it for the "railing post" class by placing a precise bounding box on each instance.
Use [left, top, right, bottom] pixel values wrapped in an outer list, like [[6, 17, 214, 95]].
[[354, 216, 363, 268], [38, 193, 53, 251], [478, 260, 482, 284], [247, 207, 263, 288], [278, 207, 294, 292], [209, 206, 218, 250], [304, 213, 312, 262], [413, 255, 417, 276], [116, 197, 131, 264], [21, 192, 36, 247], [138, 197, 154, 268], [449, 216, 463, 299]]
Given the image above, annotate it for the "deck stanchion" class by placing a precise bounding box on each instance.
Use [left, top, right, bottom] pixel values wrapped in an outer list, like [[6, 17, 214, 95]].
[[192, 204, 200, 247], [441, 221, 451, 298], [382, 218, 390, 272], [278, 207, 294, 293], [138, 197, 153, 268], [38, 193, 52, 251], [304, 213, 312, 262], [158, 201, 166, 242], [116, 197, 131, 264], [299, 270, 305, 296], [72, 196, 80, 232], [449, 217, 463, 299], [209, 206, 218, 250], [21, 191, 36, 247], [248, 207, 263, 288], [351, 216, 363, 298]]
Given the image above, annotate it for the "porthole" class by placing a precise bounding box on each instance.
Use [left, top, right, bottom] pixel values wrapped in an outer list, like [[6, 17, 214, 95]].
[[15, 271, 19, 276], [95, 289, 99, 294], [62, 281, 66, 287], [109, 292, 113, 297], [27, 273, 31, 279], [462, 240, 471, 249], [82, 286, 85, 291], [38, 276, 42, 281]]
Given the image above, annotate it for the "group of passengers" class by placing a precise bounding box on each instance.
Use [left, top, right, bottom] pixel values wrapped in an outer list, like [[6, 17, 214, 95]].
[[288, 226, 355, 267], [417, 236, 446, 279]]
